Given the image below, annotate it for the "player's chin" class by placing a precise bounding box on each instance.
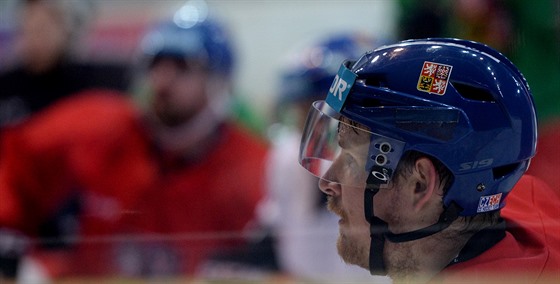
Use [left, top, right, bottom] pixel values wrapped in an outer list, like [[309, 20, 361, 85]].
[[337, 233, 369, 269]]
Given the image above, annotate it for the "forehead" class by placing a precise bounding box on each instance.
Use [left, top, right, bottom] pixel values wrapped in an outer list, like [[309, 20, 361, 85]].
[[149, 55, 208, 72]]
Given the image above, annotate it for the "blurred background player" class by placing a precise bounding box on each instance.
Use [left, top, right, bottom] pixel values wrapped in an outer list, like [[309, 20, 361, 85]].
[[0, 0, 129, 129], [121, 9, 269, 277], [0, 0, 127, 279], [258, 33, 391, 282], [0, 4, 268, 281]]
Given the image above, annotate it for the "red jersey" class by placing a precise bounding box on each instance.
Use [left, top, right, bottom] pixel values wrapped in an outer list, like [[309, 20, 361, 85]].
[[437, 175, 560, 283], [0, 90, 268, 277], [527, 120, 560, 198]]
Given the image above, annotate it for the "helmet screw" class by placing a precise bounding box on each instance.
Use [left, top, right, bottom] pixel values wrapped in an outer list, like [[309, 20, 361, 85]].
[[476, 183, 486, 192]]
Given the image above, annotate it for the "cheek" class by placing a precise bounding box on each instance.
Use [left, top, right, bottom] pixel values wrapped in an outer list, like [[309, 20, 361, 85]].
[[171, 75, 208, 106], [176, 76, 205, 94], [374, 188, 402, 224], [343, 186, 370, 231], [148, 67, 176, 93]]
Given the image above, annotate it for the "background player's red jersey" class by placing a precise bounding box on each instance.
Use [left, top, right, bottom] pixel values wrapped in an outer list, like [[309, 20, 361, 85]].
[[0, 90, 268, 277]]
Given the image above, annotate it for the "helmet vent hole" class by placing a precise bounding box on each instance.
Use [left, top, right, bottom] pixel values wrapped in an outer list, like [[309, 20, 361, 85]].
[[451, 82, 496, 102], [492, 163, 520, 180]]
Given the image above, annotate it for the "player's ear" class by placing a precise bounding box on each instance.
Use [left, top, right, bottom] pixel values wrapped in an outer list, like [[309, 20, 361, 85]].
[[412, 157, 438, 212]]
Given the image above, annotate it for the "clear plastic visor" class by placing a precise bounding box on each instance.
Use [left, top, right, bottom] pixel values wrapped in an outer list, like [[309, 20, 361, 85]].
[[299, 101, 405, 188]]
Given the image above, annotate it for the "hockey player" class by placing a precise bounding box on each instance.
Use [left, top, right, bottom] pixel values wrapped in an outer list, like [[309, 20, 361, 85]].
[[298, 38, 560, 283]]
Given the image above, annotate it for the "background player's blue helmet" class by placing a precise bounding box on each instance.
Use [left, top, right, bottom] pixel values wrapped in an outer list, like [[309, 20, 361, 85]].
[[140, 16, 234, 77], [278, 34, 382, 105], [299, 38, 537, 216]]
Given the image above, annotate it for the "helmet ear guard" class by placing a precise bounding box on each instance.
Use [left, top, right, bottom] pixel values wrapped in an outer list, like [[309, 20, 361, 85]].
[[366, 137, 405, 186]]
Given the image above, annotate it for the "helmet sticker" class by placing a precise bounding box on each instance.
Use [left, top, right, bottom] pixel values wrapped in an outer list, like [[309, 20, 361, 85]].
[[326, 62, 357, 112], [417, 61, 453, 95], [477, 193, 502, 213]]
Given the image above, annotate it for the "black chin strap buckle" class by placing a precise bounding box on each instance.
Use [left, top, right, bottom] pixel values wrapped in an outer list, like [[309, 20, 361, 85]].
[[364, 164, 390, 223], [364, 186, 378, 224]]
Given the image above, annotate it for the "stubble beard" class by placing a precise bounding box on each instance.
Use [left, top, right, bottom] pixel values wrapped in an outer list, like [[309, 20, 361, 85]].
[[336, 232, 369, 270], [327, 196, 369, 270]]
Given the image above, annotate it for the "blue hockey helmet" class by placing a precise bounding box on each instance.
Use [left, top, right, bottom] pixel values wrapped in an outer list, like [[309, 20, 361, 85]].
[[140, 14, 234, 77], [299, 38, 537, 216]]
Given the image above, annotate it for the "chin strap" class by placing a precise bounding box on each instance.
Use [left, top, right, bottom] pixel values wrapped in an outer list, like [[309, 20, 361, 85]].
[[365, 187, 389, 275], [364, 167, 389, 275], [363, 168, 463, 275], [384, 202, 462, 243]]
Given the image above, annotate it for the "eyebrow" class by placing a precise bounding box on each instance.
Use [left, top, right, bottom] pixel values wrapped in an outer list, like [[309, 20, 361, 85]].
[[337, 121, 351, 148], [338, 122, 364, 149]]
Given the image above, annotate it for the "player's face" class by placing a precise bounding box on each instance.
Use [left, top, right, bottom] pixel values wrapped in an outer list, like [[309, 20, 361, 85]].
[[19, 2, 68, 72], [148, 57, 209, 127], [318, 118, 372, 269]]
